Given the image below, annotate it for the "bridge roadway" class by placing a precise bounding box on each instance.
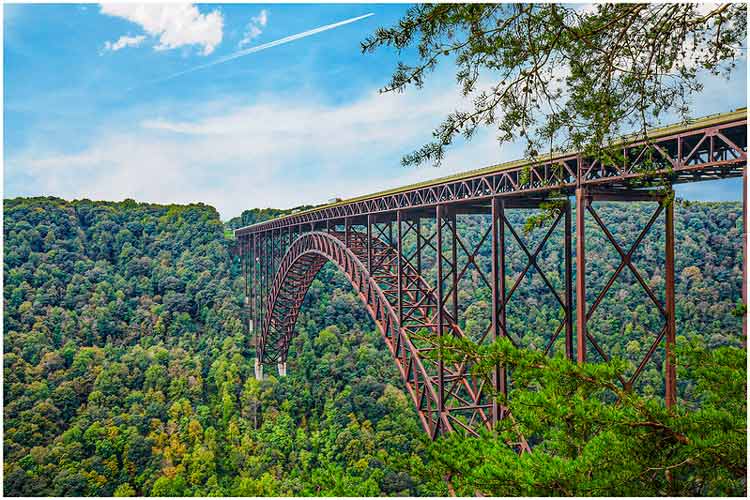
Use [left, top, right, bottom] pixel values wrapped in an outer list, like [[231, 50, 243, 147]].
[[234, 108, 747, 439]]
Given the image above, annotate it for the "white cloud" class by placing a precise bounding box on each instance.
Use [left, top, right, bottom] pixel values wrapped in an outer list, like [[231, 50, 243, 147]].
[[104, 34, 146, 52], [8, 59, 745, 218], [8, 81, 515, 219], [100, 3, 223, 55], [238, 9, 269, 48]]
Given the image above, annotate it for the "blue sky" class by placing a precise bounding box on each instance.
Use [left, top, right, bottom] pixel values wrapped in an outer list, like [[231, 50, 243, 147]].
[[4, 3, 747, 219]]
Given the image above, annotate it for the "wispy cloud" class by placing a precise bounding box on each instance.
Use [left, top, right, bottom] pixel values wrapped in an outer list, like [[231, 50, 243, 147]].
[[9, 80, 503, 219], [100, 3, 223, 55], [104, 34, 146, 52], [239, 9, 269, 48], [145, 13, 373, 85], [8, 68, 744, 218]]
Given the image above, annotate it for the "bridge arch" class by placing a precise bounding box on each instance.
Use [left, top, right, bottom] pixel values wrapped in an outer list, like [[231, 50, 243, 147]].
[[255, 231, 489, 438]]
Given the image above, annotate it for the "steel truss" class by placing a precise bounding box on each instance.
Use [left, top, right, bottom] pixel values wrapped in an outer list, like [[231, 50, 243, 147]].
[[237, 113, 745, 235], [234, 111, 746, 439]]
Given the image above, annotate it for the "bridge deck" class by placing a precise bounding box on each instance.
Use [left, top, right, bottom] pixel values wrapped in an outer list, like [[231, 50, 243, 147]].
[[236, 108, 747, 236]]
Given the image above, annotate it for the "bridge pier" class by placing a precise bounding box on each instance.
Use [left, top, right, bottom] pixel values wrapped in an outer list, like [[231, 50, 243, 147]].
[[254, 358, 263, 380], [575, 187, 677, 405], [277, 362, 287, 377]]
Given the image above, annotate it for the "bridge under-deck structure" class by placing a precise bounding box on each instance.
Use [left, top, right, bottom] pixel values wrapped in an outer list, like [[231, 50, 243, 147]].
[[234, 109, 747, 439]]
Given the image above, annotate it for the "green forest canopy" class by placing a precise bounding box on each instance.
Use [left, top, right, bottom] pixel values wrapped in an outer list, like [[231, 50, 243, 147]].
[[3, 196, 745, 496]]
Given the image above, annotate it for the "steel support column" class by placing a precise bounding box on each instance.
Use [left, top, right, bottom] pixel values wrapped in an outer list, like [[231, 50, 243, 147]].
[[490, 197, 507, 424], [744, 165, 748, 344], [435, 205, 446, 431], [252, 234, 257, 336], [416, 217, 422, 274], [450, 211, 459, 322], [564, 200, 574, 360], [367, 214, 373, 273], [498, 201, 507, 401], [665, 198, 676, 407], [242, 237, 247, 301], [576, 187, 587, 364], [397, 210, 404, 327]]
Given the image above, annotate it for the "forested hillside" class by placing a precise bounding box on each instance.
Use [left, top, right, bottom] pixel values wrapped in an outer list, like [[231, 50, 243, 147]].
[[3, 197, 745, 496], [3, 197, 436, 496]]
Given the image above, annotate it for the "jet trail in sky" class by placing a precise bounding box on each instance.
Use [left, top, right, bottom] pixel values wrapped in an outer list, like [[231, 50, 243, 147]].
[[146, 13, 374, 86]]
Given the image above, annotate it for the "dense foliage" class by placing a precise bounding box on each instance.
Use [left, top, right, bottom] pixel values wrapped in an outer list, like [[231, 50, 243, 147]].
[[3, 196, 744, 496], [428, 338, 746, 496], [3, 198, 438, 496]]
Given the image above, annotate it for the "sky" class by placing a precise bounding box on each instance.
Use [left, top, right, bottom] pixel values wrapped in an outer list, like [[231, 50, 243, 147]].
[[3, 3, 748, 220]]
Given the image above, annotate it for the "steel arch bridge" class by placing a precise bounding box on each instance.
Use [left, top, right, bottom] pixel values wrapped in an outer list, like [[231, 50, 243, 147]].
[[234, 108, 747, 439]]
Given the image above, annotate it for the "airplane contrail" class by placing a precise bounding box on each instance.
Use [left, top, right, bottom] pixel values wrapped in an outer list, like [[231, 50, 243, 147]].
[[143, 12, 374, 86]]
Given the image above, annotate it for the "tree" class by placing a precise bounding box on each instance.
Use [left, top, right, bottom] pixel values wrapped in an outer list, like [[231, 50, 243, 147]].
[[113, 483, 136, 497], [426, 336, 746, 496], [363, 3, 746, 166]]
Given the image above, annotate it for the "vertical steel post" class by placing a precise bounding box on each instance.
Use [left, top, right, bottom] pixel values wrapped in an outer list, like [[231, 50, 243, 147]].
[[248, 236, 252, 338], [450, 210, 459, 321], [262, 233, 267, 344], [271, 230, 276, 277], [252, 234, 257, 339], [664, 194, 676, 408], [498, 200, 507, 401], [416, 216, 422, 274], [744, 165, 747, 344], [435, 205, 445, 428], [367, 214, 373, 274], [345, 217, 351, 248], [490, 198, 502, 424], [397, 210, 404, 326], [267, 231, 271, 325], [415, 216, 422, 308], [564, 200, 574, 360], [576, 187, 587, 364], [242, 236, 248, 299], [255, 233, 266, 356]]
